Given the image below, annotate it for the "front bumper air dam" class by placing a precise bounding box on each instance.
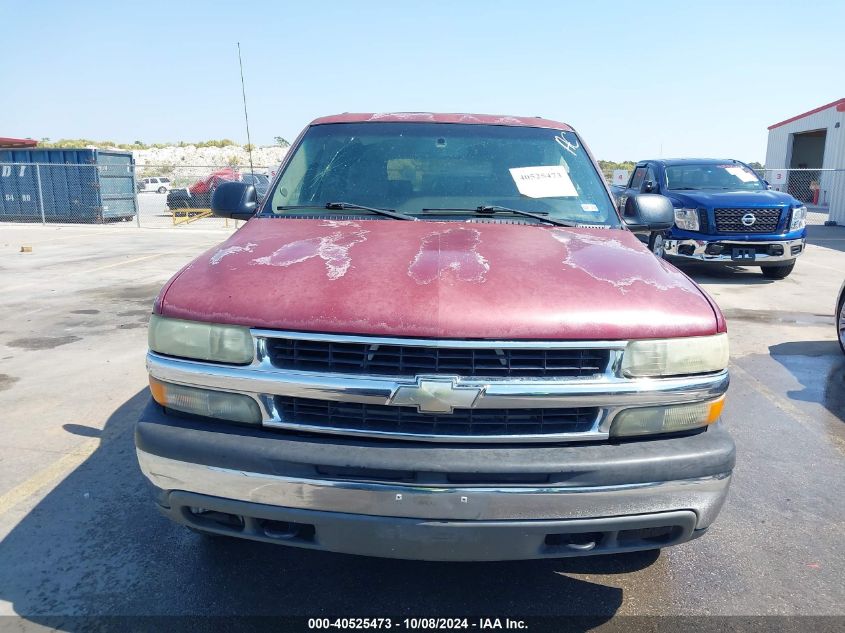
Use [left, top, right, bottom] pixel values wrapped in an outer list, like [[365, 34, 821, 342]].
[[136, 400, 735, 561], [665, 237, 804, 263]]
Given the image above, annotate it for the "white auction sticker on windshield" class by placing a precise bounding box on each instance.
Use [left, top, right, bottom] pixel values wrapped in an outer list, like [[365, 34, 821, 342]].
[[509, 166, 578, 198], [725, 166, 758, 183]]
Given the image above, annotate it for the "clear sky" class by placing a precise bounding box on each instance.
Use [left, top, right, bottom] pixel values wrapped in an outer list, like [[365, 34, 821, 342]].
[[2, 0, 843, 162]]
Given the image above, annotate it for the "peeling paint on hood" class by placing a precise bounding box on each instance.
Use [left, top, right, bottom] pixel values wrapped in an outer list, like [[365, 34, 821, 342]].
[[158, 218, 721, 340], [549, 229, 696, 294], [209, 242, 257, 266], [251, 228, 369, 280], [408, 227, 489, 285]]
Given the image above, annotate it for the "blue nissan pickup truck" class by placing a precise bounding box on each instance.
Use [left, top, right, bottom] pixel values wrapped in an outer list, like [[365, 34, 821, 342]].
[[612, 159, 807, 279]]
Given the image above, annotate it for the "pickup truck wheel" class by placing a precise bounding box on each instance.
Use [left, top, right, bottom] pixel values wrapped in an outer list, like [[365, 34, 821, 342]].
[[648, 233, 666, 258], [157, 186, 167, 194], [838, 293, 845, 355], [761, 261, 795, 279]]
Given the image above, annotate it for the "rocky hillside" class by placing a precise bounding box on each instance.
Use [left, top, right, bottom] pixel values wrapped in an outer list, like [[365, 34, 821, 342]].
[[133, 144, 289, 169]]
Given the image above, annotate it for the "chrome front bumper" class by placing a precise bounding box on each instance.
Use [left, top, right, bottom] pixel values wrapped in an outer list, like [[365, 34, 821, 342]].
[[664, 238, 804, 263], [137, 448, 732, 560], [138, 449, 731, 526]]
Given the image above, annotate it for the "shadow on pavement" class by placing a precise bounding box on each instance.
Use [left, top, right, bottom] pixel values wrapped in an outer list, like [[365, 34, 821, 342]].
[[0, 389, 666, 627], [806, 225, 845, 253], [673, 262, 774, 286], [770, 340, 845, 425]]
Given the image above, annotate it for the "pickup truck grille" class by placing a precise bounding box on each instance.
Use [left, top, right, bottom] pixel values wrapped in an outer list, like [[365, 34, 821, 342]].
[[266, 338, 609, 378], [714, 208, 782, 233], [274, 395, 599, 437]]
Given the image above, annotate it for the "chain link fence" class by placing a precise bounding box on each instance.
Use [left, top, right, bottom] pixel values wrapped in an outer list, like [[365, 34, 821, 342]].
[[0, 162, 275, 229], [602, 167, 845, 226], [757, 168, 845, 226], [0, 162, 138, 225], [4, 161, 844, 229], [135, 163, 273, 229]]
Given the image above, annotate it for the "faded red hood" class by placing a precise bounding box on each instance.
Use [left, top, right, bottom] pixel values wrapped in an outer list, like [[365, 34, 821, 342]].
[[157, 218, 721, 340]]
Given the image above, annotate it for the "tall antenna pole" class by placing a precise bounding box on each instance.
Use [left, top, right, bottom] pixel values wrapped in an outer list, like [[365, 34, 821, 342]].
[[237, 42, 255, 178]]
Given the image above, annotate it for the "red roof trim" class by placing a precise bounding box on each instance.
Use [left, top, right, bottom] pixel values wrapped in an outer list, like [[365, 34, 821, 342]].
[[310, 112, 573, 131], [0, 137, 38, 148], [767, 98, 845, 130]]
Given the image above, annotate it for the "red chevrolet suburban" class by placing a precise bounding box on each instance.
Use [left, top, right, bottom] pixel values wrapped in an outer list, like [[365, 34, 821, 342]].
[[136, 113, 733, 561]]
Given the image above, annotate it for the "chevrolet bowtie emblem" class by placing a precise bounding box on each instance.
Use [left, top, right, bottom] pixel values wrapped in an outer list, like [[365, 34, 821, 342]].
[[390, 377, 483, 414]]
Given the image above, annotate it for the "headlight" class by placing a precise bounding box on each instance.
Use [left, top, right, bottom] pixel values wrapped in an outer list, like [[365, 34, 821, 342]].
[[148, 314, 254, 364], [149, 377, 261, 424], [610, 396, 724, 438], [790, 205, 807, 231], [674, 208, 699, 231], [622, 333, 729, 377]]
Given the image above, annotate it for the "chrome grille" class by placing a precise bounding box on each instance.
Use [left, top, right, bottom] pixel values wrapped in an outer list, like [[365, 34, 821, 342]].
[[265, 338, 609, 378], [714, 208, 782, 233], [274, 395, 599, 437]]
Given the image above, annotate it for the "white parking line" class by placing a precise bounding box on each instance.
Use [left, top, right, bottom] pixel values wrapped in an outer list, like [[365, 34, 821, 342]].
[[3, 231, 106, 245], [798, 259, 842, 273]]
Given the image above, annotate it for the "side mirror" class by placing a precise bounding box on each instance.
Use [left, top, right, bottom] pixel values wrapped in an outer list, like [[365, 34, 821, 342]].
[[211, 181, 258, 220], [623, 194, 674, 231]]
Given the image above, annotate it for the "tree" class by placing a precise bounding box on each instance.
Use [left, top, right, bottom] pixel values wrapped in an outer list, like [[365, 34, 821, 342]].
[[274, 136, 290, 148]]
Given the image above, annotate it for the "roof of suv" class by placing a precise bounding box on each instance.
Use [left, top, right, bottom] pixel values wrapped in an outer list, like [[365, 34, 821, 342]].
[[643, 158, 746, 166], [310, 112, 574, 131]]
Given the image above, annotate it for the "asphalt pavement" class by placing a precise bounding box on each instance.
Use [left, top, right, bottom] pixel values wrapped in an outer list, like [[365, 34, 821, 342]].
[[0, 223, 843, 631]]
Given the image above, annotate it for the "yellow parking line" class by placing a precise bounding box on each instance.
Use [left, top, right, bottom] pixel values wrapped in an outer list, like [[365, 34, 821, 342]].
[[730, 363, 845, 453], [0, 439, 99, 516], [71, 253, 165, 275], [0, 253, 167, 293]]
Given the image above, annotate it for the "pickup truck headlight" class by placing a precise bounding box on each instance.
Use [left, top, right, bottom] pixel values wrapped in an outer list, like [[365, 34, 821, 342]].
[[610, 396, 724, 438], [621, 334, 729, 377], [674, 208, 699, 231], [149, 377, 261, 424], [790, 205, 807, 231], [148, 314, 254, 364]]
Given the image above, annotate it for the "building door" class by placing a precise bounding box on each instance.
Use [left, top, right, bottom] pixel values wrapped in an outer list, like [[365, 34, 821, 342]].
[[788, 129, 826, 204]]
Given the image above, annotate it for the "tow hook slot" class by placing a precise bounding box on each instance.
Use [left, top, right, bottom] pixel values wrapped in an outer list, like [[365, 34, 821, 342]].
[[259, 519, 316, 542], [544, 531, 601, 552]]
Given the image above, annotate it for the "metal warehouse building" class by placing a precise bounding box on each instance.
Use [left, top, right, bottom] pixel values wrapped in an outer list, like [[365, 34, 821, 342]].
[[765, 97, 845, 225]]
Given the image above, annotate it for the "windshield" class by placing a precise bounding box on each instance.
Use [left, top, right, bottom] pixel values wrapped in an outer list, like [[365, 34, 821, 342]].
[[665, 163, 765, 191], [265, 122, 619, 226]]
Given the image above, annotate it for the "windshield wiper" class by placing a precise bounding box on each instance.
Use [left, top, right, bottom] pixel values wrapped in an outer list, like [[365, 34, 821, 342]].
[[275, 202, 415, 221], [670, 187, 700, 190], [422, 205, 578, 227]]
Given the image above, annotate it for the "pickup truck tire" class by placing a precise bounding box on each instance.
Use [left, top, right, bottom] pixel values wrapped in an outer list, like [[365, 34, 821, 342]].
[[761, 261, 795, 279], [157, 186, 167, 194], [648, 232, 666, 258], [837, 293, 845, 355]]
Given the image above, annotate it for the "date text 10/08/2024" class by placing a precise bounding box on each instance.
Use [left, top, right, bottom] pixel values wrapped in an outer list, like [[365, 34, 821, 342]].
[[307, 618, 529, 630]]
